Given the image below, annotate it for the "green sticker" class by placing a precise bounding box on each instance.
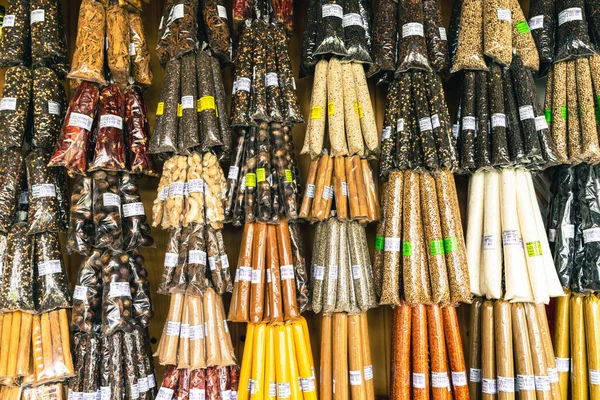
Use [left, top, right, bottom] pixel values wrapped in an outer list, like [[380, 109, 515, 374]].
[[526, 241, 543, 256], [246, 173, 257, 188], [516, 21, 530, 33], [430, 240, 445, 256], [561, 105, 568, 120], [374, 236, 384, 251], [256, 168, 266, 182], [596, 106, 600, 122], [402, 242, 412, 257], [544, 109, 551, 123], [443, 237, 458, 253]]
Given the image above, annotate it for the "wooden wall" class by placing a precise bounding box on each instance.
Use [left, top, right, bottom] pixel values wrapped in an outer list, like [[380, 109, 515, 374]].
[[0, 0, 535, 395]]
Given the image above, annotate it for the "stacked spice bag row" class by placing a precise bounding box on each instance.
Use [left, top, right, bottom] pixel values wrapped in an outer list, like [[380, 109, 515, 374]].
[[465, 168, 564, 304], [389, 305, 469, 400], [156, 365, 239, 400], [552, 292, 600, 400], [68, 0, 152, 86], [466, 299, 562, 399], [236, 319, 317, 400], [0, 0, 69, 75]]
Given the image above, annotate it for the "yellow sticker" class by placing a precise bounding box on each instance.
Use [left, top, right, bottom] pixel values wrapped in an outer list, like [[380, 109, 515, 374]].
[[354, 101, 360, 115], [328, 102, 335, 116], [156, 102, 164, 116], [526, 241, 543, 257], [358, 105, 364, 119], [177, 103, 183, 117], [257, 168, 266, 182], [197, 96, 216, 112], [310, 106, 322, 120], [246, 173, 257, 188], [285, 169, 293, 182]]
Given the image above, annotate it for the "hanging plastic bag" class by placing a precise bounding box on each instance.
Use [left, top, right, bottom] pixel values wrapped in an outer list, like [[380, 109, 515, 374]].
[[451, 0, 488, 72], [158, 227, 182, 295], [509, 0, 540, 71], [156, 0, 198, 65], [89, 85, 127, 172], [129, 12, 153, 86], [487, 63, 511, 166], [314, 0, 347, 56], [102, 252, 134, 335], [204, 0, 232, 62], [0, 223, 34, 312], [230, 26, 254, 127], [343, 0, 372, 63], [130, 251, 153, 328], [555, 0, 595, 61], [106, 5, 131, 87], [35, 232, 71, 313], [448, 0, 463, 68], [459, 71, 477, 171], [178, 53, 201, 153], [397, 0, 431, 72], [423, 0, 449, 74], [300, 0, 319, 77], [210, 55, 232, 160], [502, 66, 527, 164], [32, 67, 66, 150], [67, 0, 106, 85], [54, 167, 69, 231], [0, 66, 32, 150], [0, 149, 24, 233], [49, 81, 99, 176], [125, 86, 157, 176], [66, 176, 93, 255], [274, 26, 304, 125], [121, 173, 154, 251], [528, 0, 555, 66], [149, 58, 181, 154], [196, 51, 223, 152], [370, 0, 397, 76], [92, 171, 123, 251], [553, 167, 576, 288], [0, 0, 31, 67], [27, 149, 61, 234], [71, 249, 103, 332]]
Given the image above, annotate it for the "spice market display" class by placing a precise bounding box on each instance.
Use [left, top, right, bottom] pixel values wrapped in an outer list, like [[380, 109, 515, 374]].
[[2, 0, 600, 399]]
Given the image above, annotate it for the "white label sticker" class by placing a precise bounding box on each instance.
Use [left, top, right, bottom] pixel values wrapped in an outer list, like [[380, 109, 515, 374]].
[[2, 15, 15, 27], [180, 323, 190, 339], [31, 9, 45, 23], [482, 379, 497, 394], [301, 378, 316, 392], [130, 384, 140, 399], [18, 190, 27, 204], [221, 254, 230, 270], [529, 15, 544, 30], [397, 118, 405, 132], [462, 116, 476, 130], [452, 371, 468, 386], [341, 182, 348, 196], [413, 373, 426, 389], [502, 230, 521, 245], [217, 4, 228, 18], [166, 321, 181, 336], [181, 95, 195, 109], [535, 375, 550, 391], [555, 358, 570, 372], [109, 282, 131, 298], [589, 370, 600, 385], [266, 72, 279, 87], [548, 228, 557, 242], [251, 269, 262, 284], [351, 265, 362, 280], [32, 184, 56, 199], [101, 387, 111, 400], [48, 101, 61, 115], [238, 266, 252, 282], [342, 13, 363, 28], [278, 383, 291, 399], [483, 235, 496, 249], [470, 368, 482, 383], [148, 374, 156, 388], [535, 115, 549, 131], [349, 371, 362, 386], [190, 389, 205, 400], [558, 7, 582, 25], [190, 324, 205, 340], [208, 256, 217, 271], [38, 259, 62, 276], [164, 252, 178, 267], [159, 185, 169, 201], [100, 115, 123, 132], [452, 123, 459, 139], [305, 183, 316, 199], [236, 77, 252, 92], [123, 202, 145, 217], [188, 179, 206, 194], [313, 265, 325, 280], [73, 285, 88, 302], [498, 376, 515, 393], [328, 265, 339, 280], [431, 114, 441, 129], [103, 192, 121, 207], [364, 365, 373, 380], [268, 382, 277, 397], [138, 377, 149, 393], [497, 8, 512, 22], [322, 4, 343, 18], [432, 372, 449, 388], [0, 98, 17, 111], [172, 4, 185, 20], [381, 126, 392, 140], [129, 42, 136, 56], [563, 224, 575, 239], [169, 182, 185, 197], [519, 105, 535, 121], [517, 375, 535, 391], [221, 390, 232, 400], [439, 27, 447, 40], [402, 22, 424, 37], [491, 113, 507, 128], [156, 387, 174, 400], [228, 166, 240, 180], [280, 264, 295, 280], [188, 250, 207, 265], [419, 117, 433, 132], [584, 227, 600, 243], [385, 237, 401, 252], [548, 368, 559, 383], [69, 112, 94, 131]]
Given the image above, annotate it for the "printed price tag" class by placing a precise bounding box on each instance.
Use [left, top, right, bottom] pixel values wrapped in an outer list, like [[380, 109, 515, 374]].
[[238, 266, 252, 281], [381, 126, 392, 140], [432, 372, 449, 388], [548, 368, 559, 383], [188, 250, 207, 265], [32, 184, 56, 199], [590, 370, 600, 385], [517, 375, 535, 391], [502, 230, 521, 246], [351, 265, 362, 280], [172, 4, 185, 20], [583, 227, 600, 243], [190, 389, 206, 400], [419, 117, 433, 132], [452, 371, 467, 386], [130, 384, 140, 399], [384, 237, 401, 252], [483, 235, 496, 250], [148, 374, 156, 388], [123, 202, 145, 217], [164, 253, 178, 267], [48, 101, 61, 115], [138, 377, 149, 393], [217, 5, 228, 18], [38, 260, 62, 276], [431, 114, 441, 129], [228, 166, 240, 180], [236, 77, 251, 92], [462, 116, 476, 130], [322, 4, 343, 18], [342, 182, 348, 196], [129, 42, 136, 56], [208, 256, 217, 271], [280, 264, 295, 280], [99, 114, 123, 130], [301, 378, 316, 392], [73, 285, 88, 302], [535, 115, 549, 131], [412, 373, 426, 389], [328, 265, 339, 280], [31, 9, 45, 23], [555, 358, 570, 372], [0, 97, 16, 111], [311, 106, 322, 120], [266, 72, 279, 87], [498, 376, 515, 393], [558, 7, 582, 25], [519, 105, 535, 121], [402, 22, 424, 37], [278, 383, 291, 399], [564, 224, 575, 239], [491, 113, 506, 128], [548, 228, 556, 242], [103, 193, 121, 207], [482, 379, 497, 394], [2, 15, 15, 27], [470, 369, 482, 383], [452, 124, 459, 139], [439, 27, 447, 40], [166, 321, 181, 336], [190, 324, 205, 340], [169, 182, 185, 197], [342, 13, 363, 28], [364, 365, 373, 380], [497, 8, 512, 22], [529, 15, 544, 29], [156, 387, 174, 400], [69, 112, 94, 130], [313, 265, 325, 280], [109, 282, 131, 298], [306, 184, 315, 198], [349, 371, 362, 386], [397, 118, 405, 132], [180, 323, 190, 339], [156, 102, 165, 116], [534, 375, 550, 391], [181, 95, 195, 109]]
